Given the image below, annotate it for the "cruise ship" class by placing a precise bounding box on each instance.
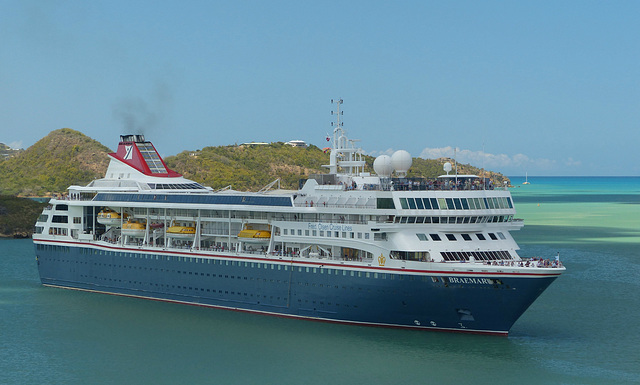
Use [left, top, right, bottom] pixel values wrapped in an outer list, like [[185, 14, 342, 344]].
[[33, 100, 564, 335]]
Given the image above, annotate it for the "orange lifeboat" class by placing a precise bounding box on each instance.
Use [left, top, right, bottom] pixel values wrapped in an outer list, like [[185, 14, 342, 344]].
[[166, 225, 196, 239], [121, 220, 146, 237], [238, 225, 271, 242], [97, 209, 128, 227]]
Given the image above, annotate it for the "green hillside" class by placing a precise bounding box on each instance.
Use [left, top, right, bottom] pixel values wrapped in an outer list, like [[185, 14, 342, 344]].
[[0, 195, 47, 237], [164, 143, 330, 191], [165, 144, 510, 191], [0, 129, 510, 195], [0, 128, 111, 196]]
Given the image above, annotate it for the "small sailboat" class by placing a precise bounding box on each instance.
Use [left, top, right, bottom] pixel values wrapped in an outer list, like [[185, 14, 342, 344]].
[[523, 172, 530, 185]]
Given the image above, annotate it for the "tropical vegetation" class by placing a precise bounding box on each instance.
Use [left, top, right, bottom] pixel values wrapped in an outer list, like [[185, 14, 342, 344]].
[[0, 195, 47, 237], [0, 128, 111, 196]]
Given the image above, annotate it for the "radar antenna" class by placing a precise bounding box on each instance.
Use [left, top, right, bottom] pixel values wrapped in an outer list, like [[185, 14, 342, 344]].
[[323, 99, 365, 175]]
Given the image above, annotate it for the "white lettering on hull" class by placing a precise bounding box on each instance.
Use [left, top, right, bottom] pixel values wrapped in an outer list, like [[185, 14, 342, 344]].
[[448, 277, 494, 285]]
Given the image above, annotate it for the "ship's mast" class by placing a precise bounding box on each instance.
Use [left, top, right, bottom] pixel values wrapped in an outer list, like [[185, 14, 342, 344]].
[[325, 99, 365, 176], [331, 98, 344, 148]]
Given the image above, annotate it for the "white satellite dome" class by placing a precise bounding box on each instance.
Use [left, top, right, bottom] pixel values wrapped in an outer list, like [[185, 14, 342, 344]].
[[391, 150, 412, 175], [373, 155, 393, 177], [443, 162, 452, 174]]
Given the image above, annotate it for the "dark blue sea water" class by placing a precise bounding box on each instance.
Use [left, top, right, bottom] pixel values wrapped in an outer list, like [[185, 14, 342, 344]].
[[1, 176, 639, 384]]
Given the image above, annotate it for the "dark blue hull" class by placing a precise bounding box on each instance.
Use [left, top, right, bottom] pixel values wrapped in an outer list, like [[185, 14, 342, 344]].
[[34, 241, 559, 335]]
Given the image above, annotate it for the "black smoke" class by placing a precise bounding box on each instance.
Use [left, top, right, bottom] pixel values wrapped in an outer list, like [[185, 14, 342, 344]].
[[112, 81, 172, 135]]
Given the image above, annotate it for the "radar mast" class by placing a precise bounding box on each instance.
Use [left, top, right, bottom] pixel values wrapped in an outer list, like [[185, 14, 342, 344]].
[[324, 99, 365, 175]]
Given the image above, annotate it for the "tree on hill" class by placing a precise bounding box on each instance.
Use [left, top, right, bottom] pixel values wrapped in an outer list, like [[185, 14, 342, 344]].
[[0, 195, 47, 237], [0, 128, 111, 196], [165, 143, 331, 191]]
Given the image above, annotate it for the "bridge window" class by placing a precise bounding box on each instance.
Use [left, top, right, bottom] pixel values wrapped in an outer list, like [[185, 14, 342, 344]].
[[52, 215, 68, 223], [377, 198, 395, 209], [445, 198, 454, 209]]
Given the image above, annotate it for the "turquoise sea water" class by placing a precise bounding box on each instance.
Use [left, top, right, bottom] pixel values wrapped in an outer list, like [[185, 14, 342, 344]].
[[1, 177, 639, 384]]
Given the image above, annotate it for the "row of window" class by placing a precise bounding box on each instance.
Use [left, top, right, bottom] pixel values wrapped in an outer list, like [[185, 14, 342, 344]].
[[52, 215, 68, 223], [416, 232, 506, 242], [49, 227, 68, 236], [40, 249, 510, 307], [45, 256, 508, 311], [441, 250, 513, 261], [390, 251, 429, 261], [399, 196, 513, 211], [282, 228, 371, 240], [46, 256, 435, 283], [396, 215, 513, 224], [94, 193, 293, 207], [36, 244, 71, 253], [41, 251, 506, 288], [38, 215, 81, 225], [37, 245, 429, 280]]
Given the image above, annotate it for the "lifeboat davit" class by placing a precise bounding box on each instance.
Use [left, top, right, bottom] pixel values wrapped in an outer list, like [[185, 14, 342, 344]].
[[166, 225, 196, 239], [97, 209, 128, 227], [121, 220, 146, 237]]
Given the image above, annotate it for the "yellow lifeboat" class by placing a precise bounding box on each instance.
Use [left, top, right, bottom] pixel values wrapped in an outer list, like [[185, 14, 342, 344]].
[[121, 220, 146, 237], [166, 225, 196, 239], [238, 225, 271, 242], [97, 209, 128, 226]]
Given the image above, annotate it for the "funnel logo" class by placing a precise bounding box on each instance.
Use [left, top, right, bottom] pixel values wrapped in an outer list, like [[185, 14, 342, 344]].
[[124, 145, 133, 160], [378, 254, 386, 266]]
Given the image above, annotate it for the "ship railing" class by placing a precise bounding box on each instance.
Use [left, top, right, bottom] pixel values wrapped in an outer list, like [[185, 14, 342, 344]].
[[518, 257, 563, 268], [274, 215, 371, 225], [390, 180, 499, 191], [54, 193, 95, 201], [308, 178, 500, 192], [268, 250, 373, 263], [293, 201, 377, 209], [375, 177, 501, 191], [465, 258, 563, 268], [310, 174, 506, 192]]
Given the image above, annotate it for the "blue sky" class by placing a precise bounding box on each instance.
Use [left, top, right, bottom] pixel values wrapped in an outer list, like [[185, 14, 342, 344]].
[[1, 1, 638, 176]]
